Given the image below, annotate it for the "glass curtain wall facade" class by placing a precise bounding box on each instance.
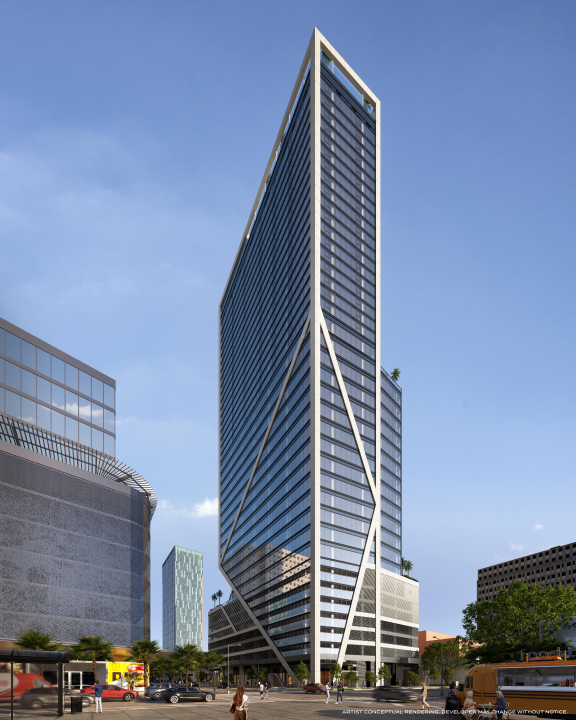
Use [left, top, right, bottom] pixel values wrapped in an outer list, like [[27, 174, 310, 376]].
[[162, 546, 203, 651], [217, 30, 418, 683]]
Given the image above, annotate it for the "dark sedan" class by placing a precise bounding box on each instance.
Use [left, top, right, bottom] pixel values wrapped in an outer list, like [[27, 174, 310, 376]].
[[163, 687, 214, 703], [20, 689, 92, 710]]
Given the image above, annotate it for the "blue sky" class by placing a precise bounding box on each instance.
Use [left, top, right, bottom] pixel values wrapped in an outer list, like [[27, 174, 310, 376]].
[[1, 0, 575, 646]]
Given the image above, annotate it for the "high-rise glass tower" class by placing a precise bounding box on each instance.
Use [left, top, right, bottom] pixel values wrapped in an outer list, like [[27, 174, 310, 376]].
[[213, 29, 418, 686], [162, 546, 203, 650]]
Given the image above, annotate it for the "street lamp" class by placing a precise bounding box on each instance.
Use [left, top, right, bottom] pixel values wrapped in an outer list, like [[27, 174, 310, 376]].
[[227, 644, 241, 695], [432, 636, 444, 697]]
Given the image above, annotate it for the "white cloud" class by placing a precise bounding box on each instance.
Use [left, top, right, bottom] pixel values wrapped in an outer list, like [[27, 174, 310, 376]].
[[534, 524, 545, 530], [158, 497, 218, 518], [510, 543, 524, 551]]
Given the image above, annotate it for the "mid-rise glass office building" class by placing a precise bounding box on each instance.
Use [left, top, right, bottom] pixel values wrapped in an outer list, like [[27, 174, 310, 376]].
[[0, 317, 155, 646], [213, 29, 419, 685], [162, 546, 203, 650]]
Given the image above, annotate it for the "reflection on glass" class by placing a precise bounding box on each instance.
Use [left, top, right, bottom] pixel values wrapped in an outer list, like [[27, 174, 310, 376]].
[[0, 387, 3, 412], [6, 390, 21, 419], [66, 417, 78, 442], [91, 377, 103, 403], [104, 409, 115, 434], [22, 340, 36, 369], [37, 404, 51, 431], [0, 358, 3, 383], [92, 428, 103, 452], [65, 390, 79, 416], [66, 363, 79, 390], [22, 369, 36, 397], [51, 409, 65, 437], [51, 356, 65, 383], [0, 328, 4, 354], [5, 332, 21, 361], [22, 398, 36, 425], [37, 377, 51, 404], [78, 396, 91, 422], [104, 433, 115, 457], [79, 370, 91, 397], [6, 361, 20, 390], [37, 348, 51, 376], [79, 422, 91, 448], [104, 383, 115, 409], [51, 383, 65, 411], [91, 403, 104, 428]]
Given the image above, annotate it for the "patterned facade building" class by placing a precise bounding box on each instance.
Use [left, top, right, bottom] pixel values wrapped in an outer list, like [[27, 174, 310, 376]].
[[0, 317, 154, 645], [211, 30, 419, 685], [162, 546, 203, 651]]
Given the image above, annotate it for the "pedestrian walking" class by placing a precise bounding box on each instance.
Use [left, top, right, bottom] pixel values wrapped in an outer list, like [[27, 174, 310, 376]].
[[264, 681, 269, 699], [231, 684, 249, 720], [92, 682, 104, 713], [259, 681, 264, 700], [325, 681, 331, 703], [419, 681, 430, 710], [336, 680, 344, 704]]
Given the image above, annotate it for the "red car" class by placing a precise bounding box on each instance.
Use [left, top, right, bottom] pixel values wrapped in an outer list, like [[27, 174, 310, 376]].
[[303, 682, 326, 694], [81, 684, 139, 702], [0, 673, 51, 703]]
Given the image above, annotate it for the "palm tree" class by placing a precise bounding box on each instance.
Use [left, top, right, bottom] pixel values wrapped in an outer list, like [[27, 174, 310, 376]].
[[202, 651, 224, 695], [169, 656, 187, 684], [216, 590, 223, 605], [391, 368, 401, 383], [173, 644, 200, 685], [401, 558, 414, 577], [211, 593, 217, 608], [149, 657, 171, 683], [128, 639, 160, 688], [15, 630, 61, 681], [70, 636, 113, 683]]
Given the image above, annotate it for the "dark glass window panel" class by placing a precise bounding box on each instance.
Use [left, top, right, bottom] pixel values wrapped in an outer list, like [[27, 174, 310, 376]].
[[79, 396, 91, 423], [66, 363, 79, 390], [91, 377, 104, 403], [104, 409, 115, 434], [0, 387, 4, 413], [79, 421, 91, 448], [51, 409, 65, 436], [22, 369, 36, 397], [51, 356, 65, 383], [6, 389, 21, 418], [51, 383, 65, 411], [22, 398, 36, 425], [37, 404, 51, 431], [65, 390, 79, 416], [79, 370, 91, 397], [66, 417, 78, 442], [6, 361, 20, 390], [37, 348, 51, 376], [0, 328, 4, 354], [22, 340, 36, 369], [0, 358, 3, 383], [91, 403, 104, 428], [37, 377, 51, 404], [5, 332, 21, 361], [104, 384, 115, 409]]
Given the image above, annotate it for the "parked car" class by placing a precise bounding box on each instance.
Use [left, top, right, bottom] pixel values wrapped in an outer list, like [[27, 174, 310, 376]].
[[163, 687, 214, 703], [20, 689, 93, 710], [373, 686, 421, 703], [304, 682, 326, 694], [81, 684, 139, 702], [145, 683, 181, 700]]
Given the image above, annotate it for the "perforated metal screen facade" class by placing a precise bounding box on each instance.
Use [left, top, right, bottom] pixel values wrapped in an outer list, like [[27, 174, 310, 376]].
[[0, 447, 151, 645]]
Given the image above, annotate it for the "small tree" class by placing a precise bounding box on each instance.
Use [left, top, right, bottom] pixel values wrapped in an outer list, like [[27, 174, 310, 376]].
[[246, 667, 256, 687], [406, 671, 420, 686], [216, 590, 223, 605], [346, 670, 359, 687], [329, 662, 342, 682], [211, 593, 217, 608], [129, 639, 160, 687], [150, 657, 171, 683], [70, 635, 113, 683], [378, 664, 391, 686], [203, 651, 224, 695], [391, 368, 401, 383], [173, 644, 200, 686], [15, 630, 61, 681], [258, 667, 268, 683], [429, 666, 440, 684], [365, 670, 377, 687], [294, 661, 309, 687], [442, 667, 454, 684], [402, 558, 414, 577], [198, 670, 207, 685]]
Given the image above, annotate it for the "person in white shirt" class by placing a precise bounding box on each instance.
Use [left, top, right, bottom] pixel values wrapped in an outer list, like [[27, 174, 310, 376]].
[[325, 681, 331, 703], [259, 681, 264, 699], [232, 685, 249, 720]]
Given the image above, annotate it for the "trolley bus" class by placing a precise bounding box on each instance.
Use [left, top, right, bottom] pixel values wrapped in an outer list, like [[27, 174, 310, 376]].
[[459, 649, 576, 718]]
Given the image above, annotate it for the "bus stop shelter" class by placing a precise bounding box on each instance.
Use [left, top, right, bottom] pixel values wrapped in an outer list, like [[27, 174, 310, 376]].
[[0, 649, 69, 718]]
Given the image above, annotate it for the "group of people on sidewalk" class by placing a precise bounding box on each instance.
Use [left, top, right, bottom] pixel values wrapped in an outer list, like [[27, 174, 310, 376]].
[[419, 680, 507, 719]]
